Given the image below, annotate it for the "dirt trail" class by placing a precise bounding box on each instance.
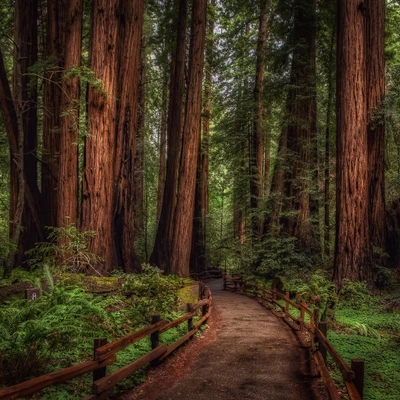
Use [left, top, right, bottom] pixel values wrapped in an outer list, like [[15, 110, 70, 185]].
[[121, 279, 324, 400]]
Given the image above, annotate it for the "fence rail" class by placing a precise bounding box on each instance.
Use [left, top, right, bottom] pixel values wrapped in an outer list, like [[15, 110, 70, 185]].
[[0, 283, 213, 400], [223, 275, 363, 400]]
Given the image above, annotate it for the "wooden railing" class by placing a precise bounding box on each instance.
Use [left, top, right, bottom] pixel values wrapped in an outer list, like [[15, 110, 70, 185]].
[[190, 268, 223, 281], [0, 284, 213, 400], [224, 275, 364, 400]]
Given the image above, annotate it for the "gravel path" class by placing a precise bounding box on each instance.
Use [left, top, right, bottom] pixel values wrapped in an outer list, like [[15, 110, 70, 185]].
[[149, 279, 320, 400]]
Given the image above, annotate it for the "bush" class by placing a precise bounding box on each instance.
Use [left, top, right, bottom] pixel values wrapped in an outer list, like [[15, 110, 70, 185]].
[[26, 226, 103, 275], [0, 284, 112, 385], [338, 280, 380, 309], [256, 236, 314, 278]]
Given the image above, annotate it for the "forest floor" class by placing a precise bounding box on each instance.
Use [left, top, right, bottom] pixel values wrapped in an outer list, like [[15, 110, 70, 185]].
[[119, 280, 328, 400]]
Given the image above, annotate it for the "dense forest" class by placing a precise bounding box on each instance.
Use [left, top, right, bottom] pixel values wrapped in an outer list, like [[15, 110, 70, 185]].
[[1, 0, 400, 284], [0, 0, 400, 399]]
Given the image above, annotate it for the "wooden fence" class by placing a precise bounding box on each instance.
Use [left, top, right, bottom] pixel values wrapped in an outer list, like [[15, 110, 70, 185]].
[[190, 268, 223, 281], [0, 284, 213, 400], [224, 275, 364, 400]]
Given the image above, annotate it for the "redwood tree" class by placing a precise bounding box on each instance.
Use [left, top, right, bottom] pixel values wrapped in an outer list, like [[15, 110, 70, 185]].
[[113, 0, 144, 273], [334, 0, 372, 287], [267, 0, 316, 246], [250, 0, 270, 240], [191, 0, 215, 272], [11, 0, 41, 266], [151, 0, 188, 271], [57, 0, 83, 228], [169, 0, 207, 277], [366, 0, 386, 254], [81, 0, 119, 273], [42, 0, 63, 228]]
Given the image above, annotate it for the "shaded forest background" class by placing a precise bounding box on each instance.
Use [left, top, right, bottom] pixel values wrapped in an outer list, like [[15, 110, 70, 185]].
[[1, 0, 400, 289]]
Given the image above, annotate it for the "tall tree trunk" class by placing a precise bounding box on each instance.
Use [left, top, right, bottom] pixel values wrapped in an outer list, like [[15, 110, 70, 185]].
[[42, 0, 63, 228], [81, 0, 119, 274], [0, 50, 44, 275], [263, 106, 271, 198], [57, 0, 82, 229], [190, 0, 215, 273], [267, 0, 316, 245], [250, 0, 270, 240], [170, 0, 207, 277], [150, 0, 187, 270], [334, 0, 371, 287], [267, 125, 287, 236], [133, 39, 146, 256], [113, 0, 144, 273], [281, 0, 316, 246], [5, 57, 25, 274], [156, 69, 168, 224], [366, 0, 386, 255], [10, 0, 40, 266], [324, 23, 335, 258]]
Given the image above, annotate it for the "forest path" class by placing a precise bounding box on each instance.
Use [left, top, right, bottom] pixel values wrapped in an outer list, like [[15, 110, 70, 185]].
[[123, 279, 323, 400]]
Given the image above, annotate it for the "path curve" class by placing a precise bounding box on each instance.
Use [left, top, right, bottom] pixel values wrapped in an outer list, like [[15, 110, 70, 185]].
[[124, 279, 323, 400]]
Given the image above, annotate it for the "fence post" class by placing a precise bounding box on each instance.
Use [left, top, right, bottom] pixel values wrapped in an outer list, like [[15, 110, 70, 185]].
[[300, 301, 306, 326], [313, 309, 320, 334], [285, 292, 289, 313], [318, 322, 328, 363], [351, 358, 365, 399], [187, 304, 194, 332], [198, 282, 205, 300], [223, 276, 227, 290], [234, 280, 238, 291], [273, 288, 277, 301], [93, 338, 107, 382], [150, 315, 161, 366]]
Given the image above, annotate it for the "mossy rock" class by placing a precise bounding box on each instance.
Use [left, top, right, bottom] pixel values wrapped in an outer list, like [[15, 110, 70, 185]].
[[83, 276, 123, 293], [177, 284, 199, 309], [55, 273, 122, 293]]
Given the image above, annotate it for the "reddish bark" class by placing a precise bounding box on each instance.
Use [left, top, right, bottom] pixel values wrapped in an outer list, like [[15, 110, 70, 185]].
[[334, 0, 372, 287], [133, 43, 146, 256], [57, 0, 82, 228], [151, 0, 187, 270], [81, 0, 119, 273], [191, 0, 214, 272], [366, 0, 386, 254], [11, 0, 41, 265], [170, 0, 207, 277], [250, 0, 270, 239], [42, 0, 63, 228], [113, 0, 144, 273]]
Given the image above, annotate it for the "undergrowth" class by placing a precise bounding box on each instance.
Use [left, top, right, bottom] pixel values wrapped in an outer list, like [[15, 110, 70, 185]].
[[328, 279, 400, 400], [0, 266, 196, 398]]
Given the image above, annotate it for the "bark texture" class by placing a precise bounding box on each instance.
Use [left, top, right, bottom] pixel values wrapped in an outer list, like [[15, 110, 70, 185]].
[[191, 0, 214, 272], [366, 0, 386, 253], [250, 0, 270, 239], [113, 0, 144, 273], [267, 0, 316, 246], [334, 0, 372, 287], [133, 42, 146, 260], [81, 0, 119, 273], [11, 0, 40, 265], [151, 0, 187, 270], [57, 0, 82, 228], [170, 0, 207, 277], [42, 0, 63, 228]]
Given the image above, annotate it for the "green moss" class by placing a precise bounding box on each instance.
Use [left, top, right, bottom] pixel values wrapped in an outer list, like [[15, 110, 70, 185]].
[[177, 284, 199, 306]]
